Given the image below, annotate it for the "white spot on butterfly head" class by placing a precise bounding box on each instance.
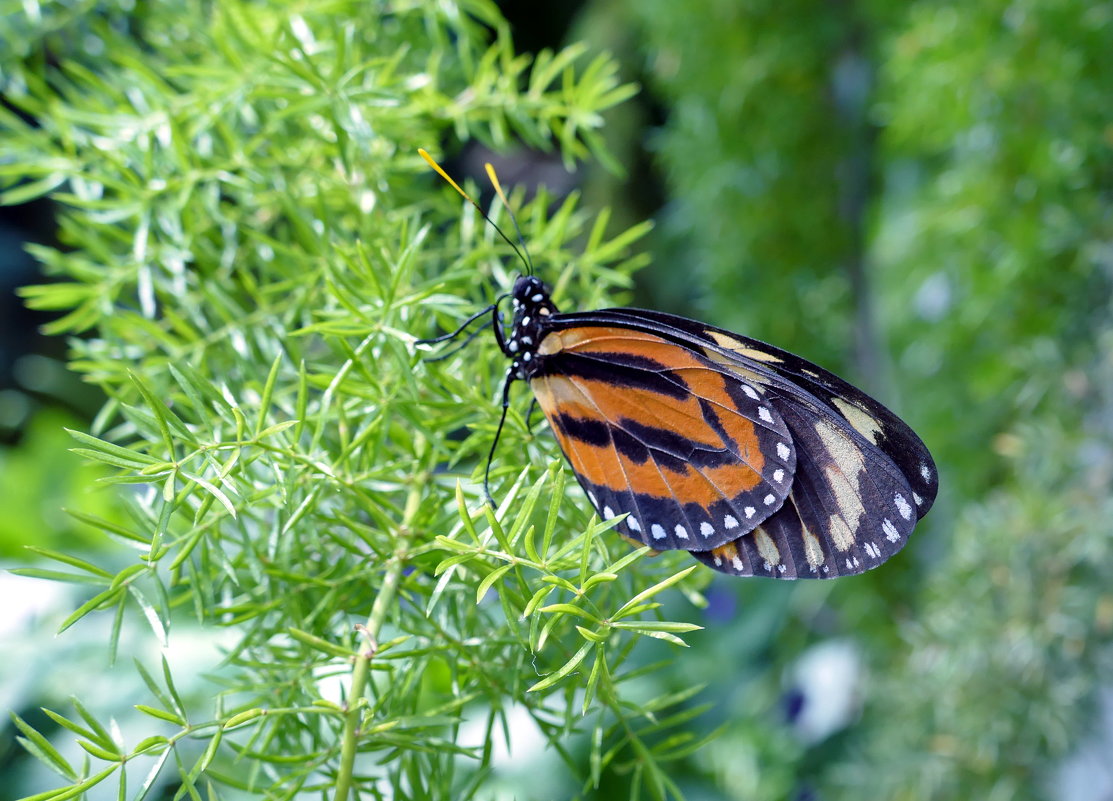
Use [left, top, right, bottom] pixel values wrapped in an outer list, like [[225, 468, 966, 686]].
[[882, 518, 899, 542], [777, 442, 791, 461], [724, 515, 739, 529], [531, 293, 544, 302], [674, 524, 689, 540], [894, 493, 913, 521], [700, 521, 714, 538], [650, 523, 666, 540]]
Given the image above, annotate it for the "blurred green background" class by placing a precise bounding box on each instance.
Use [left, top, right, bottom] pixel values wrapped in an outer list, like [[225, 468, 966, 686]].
[[2, 0, 1112, 799]]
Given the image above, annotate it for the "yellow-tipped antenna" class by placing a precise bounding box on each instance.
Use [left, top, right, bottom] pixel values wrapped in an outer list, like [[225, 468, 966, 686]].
[[419, 148, 470, 200], [419, 148, 534, 275], [484, 162, 535, 275]]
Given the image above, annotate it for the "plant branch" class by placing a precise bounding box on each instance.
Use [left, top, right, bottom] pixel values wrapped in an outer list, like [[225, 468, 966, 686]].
[[333, 481, 422, 801]]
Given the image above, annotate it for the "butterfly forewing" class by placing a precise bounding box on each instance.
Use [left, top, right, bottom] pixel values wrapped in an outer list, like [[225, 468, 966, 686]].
[[529, 325, 797, 552]]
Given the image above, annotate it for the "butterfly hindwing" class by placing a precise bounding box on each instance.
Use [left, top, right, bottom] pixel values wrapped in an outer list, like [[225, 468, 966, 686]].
[[528, 324, 797, 552]]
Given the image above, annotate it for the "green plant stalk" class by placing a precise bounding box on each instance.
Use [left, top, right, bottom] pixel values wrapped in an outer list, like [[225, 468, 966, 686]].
[[333, 482, 422, 801]]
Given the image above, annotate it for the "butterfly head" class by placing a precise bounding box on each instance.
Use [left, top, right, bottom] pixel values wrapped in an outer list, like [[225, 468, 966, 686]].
[[504, 276, 559, 379]]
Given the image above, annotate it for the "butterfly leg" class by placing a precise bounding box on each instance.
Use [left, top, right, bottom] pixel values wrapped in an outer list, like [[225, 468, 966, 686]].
[[416, 303, 497, 345], [483, 366, 518, 508], [524, 397, 539, 432]]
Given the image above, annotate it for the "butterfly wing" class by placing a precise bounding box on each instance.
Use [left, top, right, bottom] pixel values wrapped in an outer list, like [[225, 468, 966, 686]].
[[528, 324, 798, 552], [545, 309, 938, 579], [691, 399, 922, 577], [596, 307, 938, 517]]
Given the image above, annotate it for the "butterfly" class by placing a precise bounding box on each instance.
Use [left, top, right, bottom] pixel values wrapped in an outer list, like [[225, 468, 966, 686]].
[[417, 149, 937, 579]]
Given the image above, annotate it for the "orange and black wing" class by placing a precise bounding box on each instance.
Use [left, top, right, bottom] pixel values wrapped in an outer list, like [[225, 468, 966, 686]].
[[540, 309, 937, 579], [528, 325, 798, 552]]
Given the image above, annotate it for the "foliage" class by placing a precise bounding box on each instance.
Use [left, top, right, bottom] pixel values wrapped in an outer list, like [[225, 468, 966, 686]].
[[0, 1, 719, 799]]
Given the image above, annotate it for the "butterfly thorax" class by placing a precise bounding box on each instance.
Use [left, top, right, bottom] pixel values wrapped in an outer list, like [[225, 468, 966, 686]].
[[503, 275, 559, 380]]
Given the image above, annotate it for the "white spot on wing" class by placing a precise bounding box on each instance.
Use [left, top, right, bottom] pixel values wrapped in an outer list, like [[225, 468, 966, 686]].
[[650, 523, 666, 540], [777, 442, 791, 461], [913, 492, 924, 506], [700, 522, 714, 538], [744, 506, 756, 518], [773, 469, 785, 483], [588, 492, 597, 507], [724, 515, 739, 529], [674, 524, 689, 540], [628, 516, 641, 532], [713, 554, 723, 566], [758, 407, 774, 424], [603, 506, 614, 520], [920, 463, 932, 482], [894, 493, 913, 521], [763, 494, 776, 505], [732, 556, 744, 571], [882, 518, 899, 542], [743, 385, 760, 400]]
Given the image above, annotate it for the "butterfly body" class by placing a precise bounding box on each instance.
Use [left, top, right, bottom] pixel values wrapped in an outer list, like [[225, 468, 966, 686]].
[[494, 275, 937, 580]]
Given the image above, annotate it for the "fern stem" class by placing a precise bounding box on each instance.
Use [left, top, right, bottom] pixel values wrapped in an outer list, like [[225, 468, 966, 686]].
[[334, 482, 422, 801]]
